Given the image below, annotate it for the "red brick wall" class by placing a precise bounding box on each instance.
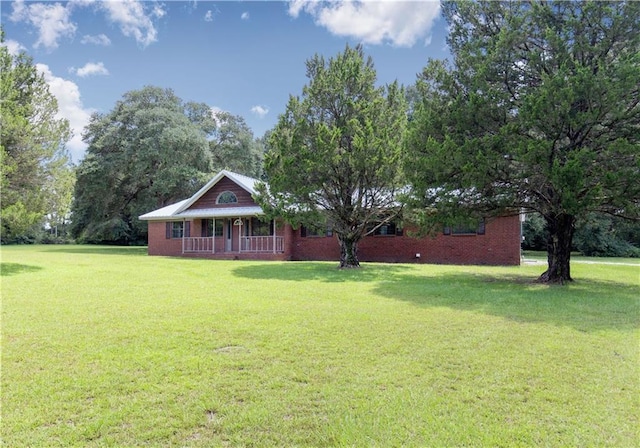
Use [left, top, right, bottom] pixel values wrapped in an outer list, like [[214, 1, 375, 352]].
[[147, 219, 292, 259], [147, 221, 183, 256], [147, 215, 521, 265], [290, 215, 521, 265]]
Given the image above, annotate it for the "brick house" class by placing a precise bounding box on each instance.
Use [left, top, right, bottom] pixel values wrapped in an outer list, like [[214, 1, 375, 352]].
[[139, 170, 522, 265]]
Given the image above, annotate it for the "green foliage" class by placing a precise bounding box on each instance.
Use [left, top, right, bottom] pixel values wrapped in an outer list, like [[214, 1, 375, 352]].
[[0, 30, 74, 243], [209, 112, 264, 178], [71, 86, 214, 244], [522, 213, 547, 251], [405, 1, 640, 282], [573, 214, 640, 257], [524, 212, 640, 257], [257, 44, 407, 267], [0, 202, 41, 243]]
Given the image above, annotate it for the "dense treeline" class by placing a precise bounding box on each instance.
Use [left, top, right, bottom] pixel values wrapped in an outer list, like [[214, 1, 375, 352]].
[[523, 213, 640, 258]]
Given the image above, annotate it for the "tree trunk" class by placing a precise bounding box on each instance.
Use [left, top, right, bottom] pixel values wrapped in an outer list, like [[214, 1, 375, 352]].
[[538, 213, 575, 284], [339, 235, 360, 268]]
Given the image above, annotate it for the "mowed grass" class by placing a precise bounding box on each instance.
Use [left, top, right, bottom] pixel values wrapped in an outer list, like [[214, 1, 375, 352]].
[[1, 246, 638, 447]]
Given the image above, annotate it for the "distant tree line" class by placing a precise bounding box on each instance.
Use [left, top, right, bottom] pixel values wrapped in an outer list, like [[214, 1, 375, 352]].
[[523, 213, 640, 258]]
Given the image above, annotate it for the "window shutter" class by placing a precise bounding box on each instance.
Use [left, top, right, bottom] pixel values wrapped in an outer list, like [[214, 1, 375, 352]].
[[300, 226, 307, 237], [477, 219, 486, 235], [166, 222, 171, 239], [185, 221, 191, 238]]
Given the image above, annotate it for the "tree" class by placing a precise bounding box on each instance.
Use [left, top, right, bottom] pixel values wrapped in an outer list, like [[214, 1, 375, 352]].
[[404, 1, 639, 283], [256, 44, 407, 268], [209, 112, 264, 178], [71, 86, 215, 244], [1, 30, 73, 243], [522, 212, 640, 257]]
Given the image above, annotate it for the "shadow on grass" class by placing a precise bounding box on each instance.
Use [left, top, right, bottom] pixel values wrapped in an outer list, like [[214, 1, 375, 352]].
[[48, 246, 148, 256], [233, 262, 638, 332], [373, 271, 640, 333], [232, 261, 412, 283], [1, 262, 43, 277]]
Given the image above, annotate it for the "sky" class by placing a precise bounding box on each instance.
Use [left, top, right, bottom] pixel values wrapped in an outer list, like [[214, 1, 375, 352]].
[[2, 0, 450, 163]]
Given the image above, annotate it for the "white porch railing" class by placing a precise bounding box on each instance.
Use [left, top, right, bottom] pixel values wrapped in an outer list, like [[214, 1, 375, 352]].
[[182, 236, 284, 254], [241, 236, 284, 253], [183, 237, 214, 253]]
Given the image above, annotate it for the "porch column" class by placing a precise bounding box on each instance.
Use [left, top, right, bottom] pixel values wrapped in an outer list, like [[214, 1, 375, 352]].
[[273, 218, 276, 253], [181, 218, 185, 254], [238, 217, 242, 253], [212, 218, 215, 254]]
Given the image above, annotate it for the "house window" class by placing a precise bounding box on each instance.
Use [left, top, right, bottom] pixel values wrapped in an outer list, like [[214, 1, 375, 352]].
[[202, 219, 223, 237], [172, 222, 183, 238], [216, 191, 238, 204], [301, 221, 333, 237], [166, 221, 188, 239], [250, 217, 273, 236], [367, 220, 403, 236], [444, 219, 486, 236]]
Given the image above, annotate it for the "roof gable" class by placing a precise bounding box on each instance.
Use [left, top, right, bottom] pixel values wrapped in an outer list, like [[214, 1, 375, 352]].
[[139, 170, 264, 221], [175, 170, 260, 214]]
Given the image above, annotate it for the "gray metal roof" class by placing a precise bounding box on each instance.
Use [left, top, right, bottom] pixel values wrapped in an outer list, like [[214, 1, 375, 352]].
[[176, 206, 264, 219], [139, 170, 266, 221], [139, 199, 189, 221]]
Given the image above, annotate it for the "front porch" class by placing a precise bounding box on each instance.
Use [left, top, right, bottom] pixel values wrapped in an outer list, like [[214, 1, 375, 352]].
[[182, 235, 285, 254], [180, 217, 286, 256]]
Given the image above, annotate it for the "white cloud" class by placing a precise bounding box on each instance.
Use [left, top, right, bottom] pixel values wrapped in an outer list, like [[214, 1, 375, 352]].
[[9, 1, 164, 49], [10, 0, 77, 50], [241, 12, 250, 20], [71, 62, 109, 77], [288, 0, 441, 47], [36, 63, 95, 162], [152, 4, 166, 19], [99, 1, 164, 47], [3, 39, 27, 56], [210, 106, 227, 127], [80, 34, 111, 46], [251, 105, 269, 118], [204, 10, 214, 22]]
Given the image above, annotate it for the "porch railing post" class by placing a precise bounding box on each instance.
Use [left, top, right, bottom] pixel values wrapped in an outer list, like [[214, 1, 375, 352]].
[[273, 219, 276, 253]]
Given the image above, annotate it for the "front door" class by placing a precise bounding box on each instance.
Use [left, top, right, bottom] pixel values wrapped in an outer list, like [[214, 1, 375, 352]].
[[225, 219, 233, 252]]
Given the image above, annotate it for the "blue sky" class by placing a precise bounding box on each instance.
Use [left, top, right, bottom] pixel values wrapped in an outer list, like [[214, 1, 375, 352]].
[[2, 0, 449, 162]]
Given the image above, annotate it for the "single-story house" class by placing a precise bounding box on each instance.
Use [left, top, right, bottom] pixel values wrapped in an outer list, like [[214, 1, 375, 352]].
[[139, 170, 522, 265]]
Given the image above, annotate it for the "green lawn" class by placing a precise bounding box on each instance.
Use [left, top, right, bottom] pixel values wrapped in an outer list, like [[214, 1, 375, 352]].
[[2, 245, 638, 447]]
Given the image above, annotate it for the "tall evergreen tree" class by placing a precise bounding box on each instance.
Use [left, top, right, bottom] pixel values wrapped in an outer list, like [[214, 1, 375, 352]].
[[256, 45, 407, 268], [405, 1, 639, 283], [1, 31, 73, 243]]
